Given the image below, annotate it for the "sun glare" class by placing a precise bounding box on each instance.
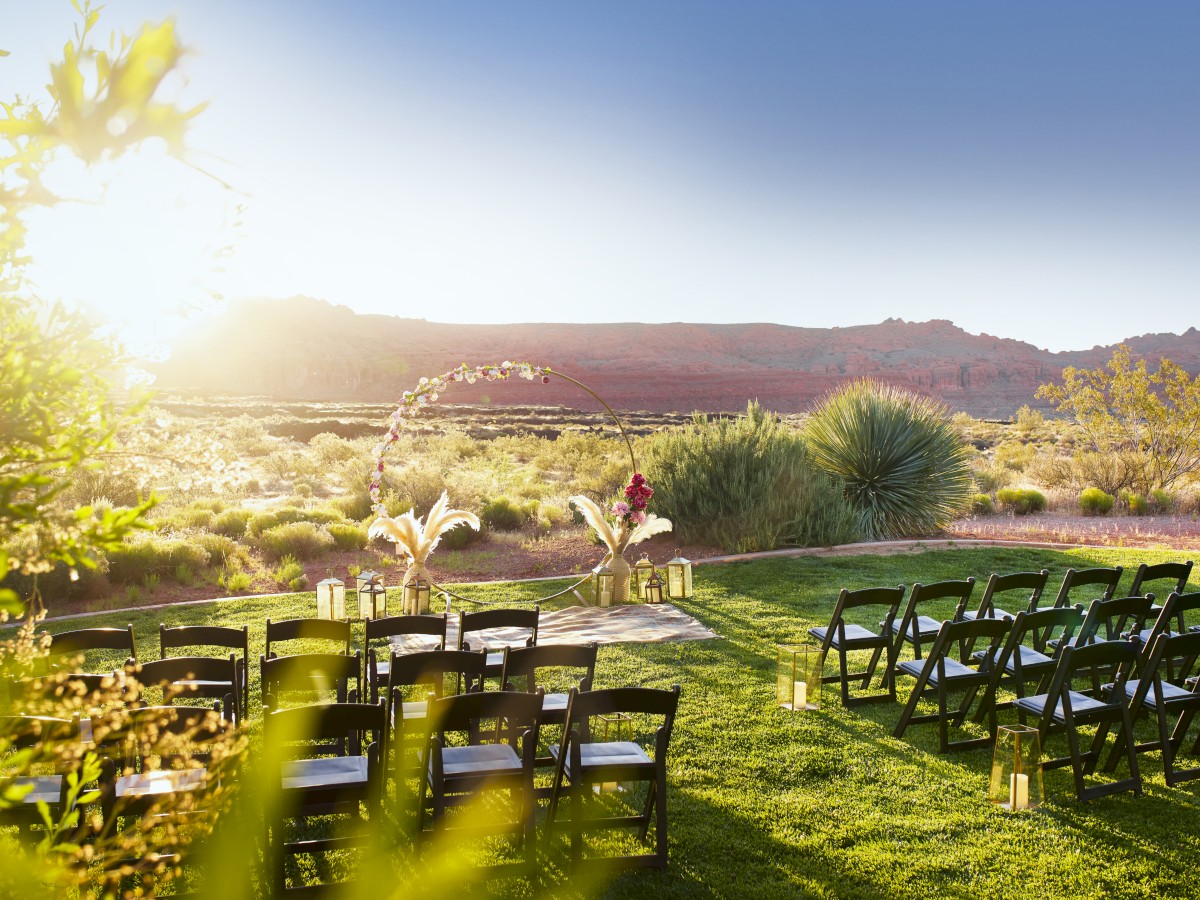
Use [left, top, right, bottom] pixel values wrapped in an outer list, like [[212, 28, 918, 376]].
[[23, 142, 235, 358]]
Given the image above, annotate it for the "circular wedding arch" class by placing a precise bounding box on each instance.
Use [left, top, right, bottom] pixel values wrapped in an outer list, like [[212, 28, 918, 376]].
[[371, 362, 639, 607]]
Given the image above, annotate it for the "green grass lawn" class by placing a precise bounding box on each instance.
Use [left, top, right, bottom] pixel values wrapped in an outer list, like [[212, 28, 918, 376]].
[[26, 545, 1200, 898]]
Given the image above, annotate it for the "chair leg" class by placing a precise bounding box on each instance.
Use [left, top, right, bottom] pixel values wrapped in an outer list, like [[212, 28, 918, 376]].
[[937, 681, 950, 753], [570, 778, 584, 867], [1063, 712, 1089, 801], [655, 770, 668, 869]]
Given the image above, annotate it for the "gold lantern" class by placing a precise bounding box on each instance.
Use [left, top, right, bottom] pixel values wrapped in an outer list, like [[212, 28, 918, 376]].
[[633, 553, 655, 599], [989, 724, 1043, 811], [645, 571, 664, 604], [777, 644, 823, 711], [355, 570, 383, 597], [595, 563, 615, 608], [666, 550, 693, 600], [316, 577, 346, 620], [403, 576, 431, 616], [595, 712, 632, 793], [358, 579, 387, 620]]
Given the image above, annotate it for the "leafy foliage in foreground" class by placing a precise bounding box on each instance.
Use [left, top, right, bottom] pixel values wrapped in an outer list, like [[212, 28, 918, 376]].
[[644, 402, 861, 552], [804, 379, 973, 540]]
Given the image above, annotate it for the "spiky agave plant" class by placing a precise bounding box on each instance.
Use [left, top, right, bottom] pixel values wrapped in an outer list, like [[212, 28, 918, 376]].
[[367, 491, 480, 585], [802, 379, 972, 540]]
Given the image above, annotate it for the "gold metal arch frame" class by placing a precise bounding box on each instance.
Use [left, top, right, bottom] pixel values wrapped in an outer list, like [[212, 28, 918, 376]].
[[371, 363, 638, 608]]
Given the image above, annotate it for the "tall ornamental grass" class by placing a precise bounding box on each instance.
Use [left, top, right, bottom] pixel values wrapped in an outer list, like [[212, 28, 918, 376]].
[[643, 402, 861, 553], [803, 380, 972, 540]]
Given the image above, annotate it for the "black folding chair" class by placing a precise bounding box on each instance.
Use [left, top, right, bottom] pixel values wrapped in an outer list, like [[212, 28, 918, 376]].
[[1015, 641, 1143, 802], [364, 614, 447, 704], [458, 606, 539, 679], [128, 656, 240, 723], [955, 570, 1048, 661], [47, 625, 137, 693], [264, 618, 352, 659], [808, 585, 905, 706], [892, 617, 1011, 752], [884, 580, 975, 683], [160, 624, 250, 723], [547, 685, 681, 871]]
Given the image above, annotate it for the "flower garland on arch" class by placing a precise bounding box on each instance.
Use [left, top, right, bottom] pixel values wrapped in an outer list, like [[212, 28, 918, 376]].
[[370, 361, 552, 513]]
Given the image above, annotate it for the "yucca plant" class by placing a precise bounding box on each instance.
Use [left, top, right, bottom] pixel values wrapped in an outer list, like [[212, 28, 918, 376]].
[[802, 380, 972, 540]]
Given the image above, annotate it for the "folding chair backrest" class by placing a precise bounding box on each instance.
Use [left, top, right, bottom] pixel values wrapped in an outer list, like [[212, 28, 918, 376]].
[[428, 689, 543, 746], [928, 616, 1012, 664], [458, 606, 540, 652], [820, 585, 906, 648], [1079, 594, 1155, 643], [896, 579, 975, 654], [130, 656, 238, 717], [1047, 640, 1139, 700], [0, 714, 78, 752], [1130, 561, 1193, 597], [160, 624, 248, 657], [387, 649, 486, 699], [1141, 631, 1200, 693], [266, 700, 386, 760], [1051, 567, 1123, 609], [502, 643, 598, 694], [365, 614, 446, 650], [1156, 591, 1200, 633], [265, 618, 352, 658], [563, 685, 681, 749], [1008, 604, 1086, 656], [45, 625, 137, 693], [261, 652, 362, 710], [92, 704, 228, 770], [986, 570, 1049, 614]]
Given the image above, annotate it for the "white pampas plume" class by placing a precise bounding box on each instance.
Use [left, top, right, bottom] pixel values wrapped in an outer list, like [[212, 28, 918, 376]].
[[569, 495, 618, 553], [369, 491, 480, 566], [628, 514, 673, 545], [570, 495, 672, 553]]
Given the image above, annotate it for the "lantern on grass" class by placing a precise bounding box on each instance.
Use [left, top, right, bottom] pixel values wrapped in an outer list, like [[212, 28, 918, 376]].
[[595, 712, 632, 793], [403, 576, 431, 616], [595, 563, 615, 608], [358, 579, 387, 620], [777, 644, 823, 711], [645, 571, 664, 604], [989, 724, 1043, 811], [355, 570, 383, 597], [316, 578, 346, 620], [633, 553, 655, 599], [666, 550, 693, 599]]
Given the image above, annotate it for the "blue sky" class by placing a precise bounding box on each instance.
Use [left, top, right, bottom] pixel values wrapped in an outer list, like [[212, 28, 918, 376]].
[[8, 1, 1199, 352]]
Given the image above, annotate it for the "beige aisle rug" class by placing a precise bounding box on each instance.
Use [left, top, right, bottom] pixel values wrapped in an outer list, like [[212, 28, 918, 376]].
[[390, 603, 719, 653]]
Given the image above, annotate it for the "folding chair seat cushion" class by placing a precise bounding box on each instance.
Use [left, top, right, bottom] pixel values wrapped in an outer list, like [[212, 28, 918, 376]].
[[440, 743, 523, 778], [1015, 690, 1111, 721], [281, 756, 370, 791], [550, 740, 654, 776], [117, 768, 207, 800], [962, 607, 1014, 621], [10, 775, 62, 806], [393, 699, 428, 726], [892, 615, 943, 640], [543, 692, 570, 716], [896, 656, 979, 682], [1121, 679, 1195, 706], [809, 623, 881, 645]]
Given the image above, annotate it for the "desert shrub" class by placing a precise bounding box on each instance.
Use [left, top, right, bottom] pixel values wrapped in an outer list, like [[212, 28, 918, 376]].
[[971, 493, 995, 515], [329, 490, 375, 521], [1028, 454, 1074, 490], [309, 431, 359, 467], [289, 574, 309, 592], [226, 414, 274, 456], [1072, 450, 1138, 496], [1121, 491, 1149, 515], [481, 496, 527, 531], [327, 522, 369, 551], [293, 482, 313, 499], [273, 554, 305, 586], [178, 506, 215, 529], [211, 508, 252, 538], [255, 521, 336, 561], [246, 510, 282, 538], [645, 401, 861, 552], [1152, 489, 1174, 512], [218, 565, 253, 593], [192, 532, 238, 564], [996, 488, 1047, 515], [105, 535, 212, 584], [1079, 487, 1115, 515], [441, 522, 486, 550], [1014, 405, 1045, 433], [803, 380, 972, 540], [302, 506, 346, 526], [995, 440, 1037, 472], [386, 463, 451, 518], [971, 459, 1013, 493]]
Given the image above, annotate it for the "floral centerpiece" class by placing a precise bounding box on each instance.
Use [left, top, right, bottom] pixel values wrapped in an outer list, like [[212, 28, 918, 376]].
[[570, 474, 672, 603], [367, 491, 480, 607]]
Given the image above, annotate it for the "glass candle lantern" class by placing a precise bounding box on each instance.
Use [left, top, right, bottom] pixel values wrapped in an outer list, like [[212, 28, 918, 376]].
[[645, 571, 664, 604], [595, 711, 633, 793], [358, 579, 387, 620], [666, 550, 693, 599], [355, 570, 383, 597], [989, 724, 1043, 811], [777, 644, 823, 711], [316, 577, 346, 620], [595, 564, 615, 608], [633, 553, 655, 599], [403, 576, 431, 616]]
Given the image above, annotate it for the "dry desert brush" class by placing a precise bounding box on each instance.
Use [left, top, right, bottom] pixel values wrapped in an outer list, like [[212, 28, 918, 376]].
[[803, 379, 972, 540]]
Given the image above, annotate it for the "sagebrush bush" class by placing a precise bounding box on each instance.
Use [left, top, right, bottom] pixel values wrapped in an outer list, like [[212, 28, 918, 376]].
[[273, 555, 305, 586], [329, 490, 375, 521], [971, 493, 995, 515], [1122, 491, 1149, 515], [327, 522, 369, 551], [644, 401, 861, 552], [1152, 489, 1173, 512], [105, 536, 212, 584], [481, 496, 527, 531], [803, 380, 973, 540], [1079, 487, 1115, 515], [192, 532, 238, 565], [996, 488, 1048, 515], [255, 521, 335, 560], [210, 508, 252, 538]]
